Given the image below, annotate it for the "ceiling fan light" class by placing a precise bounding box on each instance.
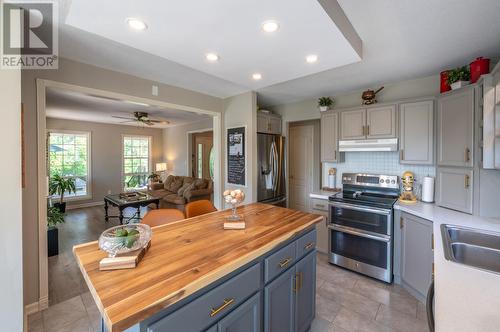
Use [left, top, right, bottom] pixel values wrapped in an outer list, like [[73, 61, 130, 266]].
[[126, 18, 147, 31], [252, 73, 262, 80], [262, 20, 279, 33]]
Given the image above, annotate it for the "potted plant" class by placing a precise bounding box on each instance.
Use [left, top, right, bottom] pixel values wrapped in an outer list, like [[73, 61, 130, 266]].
[[47, 206, 65, 256], [147, 172, 161, 184], [49, 174, 76, 213], [447, 66, 471, 90], [318, 97, 334, 112]]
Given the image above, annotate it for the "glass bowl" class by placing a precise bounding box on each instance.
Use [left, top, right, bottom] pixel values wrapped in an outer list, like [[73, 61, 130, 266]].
[[98, 224, 151, 257]]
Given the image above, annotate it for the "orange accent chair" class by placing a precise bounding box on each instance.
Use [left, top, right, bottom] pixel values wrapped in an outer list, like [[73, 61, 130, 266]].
[[141, 209, 185, 227], [185, 200, 217, 218]]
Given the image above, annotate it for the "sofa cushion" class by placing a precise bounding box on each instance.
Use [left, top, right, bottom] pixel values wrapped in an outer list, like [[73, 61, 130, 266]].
[[164, 176, 184, 193], [177, 182, 193, 196], [192, 178, 209, 190], [163, 194, 186, 205]]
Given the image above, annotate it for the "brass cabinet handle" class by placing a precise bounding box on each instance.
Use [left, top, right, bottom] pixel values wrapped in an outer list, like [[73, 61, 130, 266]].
[[314, 204, 326, 209], [367, 125, 370, 136], [465, 147, 470, 162], [465, 175, 470, 188], [210, 298, 234, 317], [293, 274, 298, 293], [400, 149, 404, 160], [400, 216, 404, 229], [279, 257, 292, 268], [304, 242, 315, 250], [432, 263, 435, 279], [431, 233, 434, 250], [362, 125, 366, 136], [334, 150, 337, 160]]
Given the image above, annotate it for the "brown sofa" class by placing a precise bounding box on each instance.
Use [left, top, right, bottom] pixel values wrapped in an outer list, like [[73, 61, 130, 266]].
[[148, 175, 213, 210]]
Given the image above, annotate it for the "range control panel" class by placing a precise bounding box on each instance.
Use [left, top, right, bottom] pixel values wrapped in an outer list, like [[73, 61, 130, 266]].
[[341, 173, 399, 189]]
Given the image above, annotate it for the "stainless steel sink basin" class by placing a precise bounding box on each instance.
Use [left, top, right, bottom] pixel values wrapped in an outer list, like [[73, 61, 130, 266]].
[[441, 224, 500, 274]]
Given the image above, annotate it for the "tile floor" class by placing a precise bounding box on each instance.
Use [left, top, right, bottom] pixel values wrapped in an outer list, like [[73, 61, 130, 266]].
[[29, 252, 428, 332]]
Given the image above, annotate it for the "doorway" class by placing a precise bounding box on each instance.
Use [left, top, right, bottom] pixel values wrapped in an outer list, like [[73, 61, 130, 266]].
[[288, 121, 320, 212], [191, 131, 214, 179]]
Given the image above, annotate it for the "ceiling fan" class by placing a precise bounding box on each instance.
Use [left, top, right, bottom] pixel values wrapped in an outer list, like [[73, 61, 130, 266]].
[[112, 112, 169, 126]]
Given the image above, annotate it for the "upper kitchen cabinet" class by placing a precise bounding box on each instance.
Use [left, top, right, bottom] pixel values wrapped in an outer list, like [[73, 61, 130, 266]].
[[321, 112, 340, 162], [340, 109, 366, 140], [258, 113, 282, 135], [437, 88, 474, 167], [399, 100, 434, 165], [339, 105, 397, 140], [366, 105, 397, 139]]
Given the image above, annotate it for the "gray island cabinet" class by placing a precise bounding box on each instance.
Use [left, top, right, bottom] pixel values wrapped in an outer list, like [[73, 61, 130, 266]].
[[131, 229, 317, 332], [73, 204, 322, 332]]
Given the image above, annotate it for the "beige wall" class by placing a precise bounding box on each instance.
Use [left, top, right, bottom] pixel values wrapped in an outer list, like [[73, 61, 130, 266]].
[[46, 118, 164, 206], [163, 119, 214, 176], [21, 57, 225, 305], [0, 62, 23, 330], [223, 92, 258, 204]]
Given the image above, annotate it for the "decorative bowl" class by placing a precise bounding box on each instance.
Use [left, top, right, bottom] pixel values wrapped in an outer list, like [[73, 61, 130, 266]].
[[223, 189, 245, 221], [98, 224, 151, 257]]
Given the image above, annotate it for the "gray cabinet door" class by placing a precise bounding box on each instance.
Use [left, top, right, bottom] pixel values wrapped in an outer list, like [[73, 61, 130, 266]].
[[436, 167, 473, 214], [218, 293, 261, 332], [321, 112, 339, 162], [257, 114, 270, 134], [269, 116, 282, 135], [340, 109, 366, 140], [437, 88, 474, 167], [264, 267, 296, 332], [295, 252, 316, 332], [366, 105, 397, 138], [399, 100, 434, 165], [400, 213, 433, 300]]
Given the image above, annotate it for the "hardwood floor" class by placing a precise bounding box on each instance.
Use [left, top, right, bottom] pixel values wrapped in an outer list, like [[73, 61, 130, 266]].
[[48, 205, 149, 306]]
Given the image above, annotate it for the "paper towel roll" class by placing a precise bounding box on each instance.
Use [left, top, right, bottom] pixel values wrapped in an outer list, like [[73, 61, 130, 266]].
[[421, 176, 435, 203], [328, 174, 336, 189]]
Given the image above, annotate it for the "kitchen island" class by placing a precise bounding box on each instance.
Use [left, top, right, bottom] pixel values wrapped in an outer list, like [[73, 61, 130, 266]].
[[73, 203, 323, 332]]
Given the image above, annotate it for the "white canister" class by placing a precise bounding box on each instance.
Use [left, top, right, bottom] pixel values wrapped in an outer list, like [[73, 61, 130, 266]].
[[328, 174, 336, 189], [421, 176, 435, 203]]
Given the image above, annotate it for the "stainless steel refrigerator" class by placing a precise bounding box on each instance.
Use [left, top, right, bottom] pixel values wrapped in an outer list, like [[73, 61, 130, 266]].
[[257, 133, 286, 206]]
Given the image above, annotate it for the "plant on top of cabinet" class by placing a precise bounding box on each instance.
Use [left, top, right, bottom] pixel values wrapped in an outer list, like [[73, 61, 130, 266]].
[[447, 66, 470, 90], [318, 97, 334, 112]]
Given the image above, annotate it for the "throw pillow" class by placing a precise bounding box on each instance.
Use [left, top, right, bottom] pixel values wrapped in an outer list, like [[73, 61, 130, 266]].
[[177, 182, 193, 196], [193, 178, 208, 190], [165, 176, 183, 193]]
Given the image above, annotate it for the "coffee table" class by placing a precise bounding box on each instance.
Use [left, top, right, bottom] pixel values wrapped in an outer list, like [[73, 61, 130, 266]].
[[104, 192, 160, 224]]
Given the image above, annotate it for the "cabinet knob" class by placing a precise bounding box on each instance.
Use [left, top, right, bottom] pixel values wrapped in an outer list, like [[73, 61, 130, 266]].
[[464, 174, 470, 188], [465, 147, 470, 162]]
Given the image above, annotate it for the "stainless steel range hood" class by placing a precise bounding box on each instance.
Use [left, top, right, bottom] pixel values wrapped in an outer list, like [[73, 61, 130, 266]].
[[338, 138, 398, 152]]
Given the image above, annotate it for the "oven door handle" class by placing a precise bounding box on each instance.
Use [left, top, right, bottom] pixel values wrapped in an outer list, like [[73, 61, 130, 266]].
[[328, 224, 391, 243], [329, 202, 391, 215]]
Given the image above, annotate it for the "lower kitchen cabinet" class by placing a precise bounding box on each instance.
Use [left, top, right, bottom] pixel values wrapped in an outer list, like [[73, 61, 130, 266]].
[[218, 293, 261, 332], [400, 212, 433, 301], [295, 252, 316, 332], [310, 198, 329, 254], [436, 167, 473, 214], [264, 251, 316, 332]]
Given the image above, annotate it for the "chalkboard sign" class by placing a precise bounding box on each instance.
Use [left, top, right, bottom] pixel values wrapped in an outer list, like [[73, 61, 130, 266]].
[[227, 126, 246, 186]]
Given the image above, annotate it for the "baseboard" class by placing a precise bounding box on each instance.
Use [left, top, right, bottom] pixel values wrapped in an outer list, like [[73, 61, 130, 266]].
[[24, 300, 40, 331], [67, 201, 104, 210]]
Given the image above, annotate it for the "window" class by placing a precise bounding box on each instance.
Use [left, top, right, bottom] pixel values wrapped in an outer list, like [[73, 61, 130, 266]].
[[122, 135, 151, 191], [48, 131, 91, 199]]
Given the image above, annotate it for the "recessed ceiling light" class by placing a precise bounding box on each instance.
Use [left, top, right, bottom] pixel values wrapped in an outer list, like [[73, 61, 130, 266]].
[[206, 53, 219, 62], [306, 54, 318, 63], [252, 73, 262, 80], [261, 20, 279, 33], [126, 18, 147, 31]]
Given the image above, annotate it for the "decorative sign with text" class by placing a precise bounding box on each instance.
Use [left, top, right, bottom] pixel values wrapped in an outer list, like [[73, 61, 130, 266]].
[[227, 126, 246, 186]]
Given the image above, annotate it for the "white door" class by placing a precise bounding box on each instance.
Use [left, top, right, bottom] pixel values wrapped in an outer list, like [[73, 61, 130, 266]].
[[289, 125, 313, 212]]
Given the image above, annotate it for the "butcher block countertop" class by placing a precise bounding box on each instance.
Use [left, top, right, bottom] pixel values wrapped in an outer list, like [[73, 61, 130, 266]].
[[73, 203, 323, 332]]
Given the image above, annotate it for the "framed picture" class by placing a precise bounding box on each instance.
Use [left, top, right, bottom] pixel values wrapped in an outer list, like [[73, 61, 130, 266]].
[[226, 126, 246, 186]]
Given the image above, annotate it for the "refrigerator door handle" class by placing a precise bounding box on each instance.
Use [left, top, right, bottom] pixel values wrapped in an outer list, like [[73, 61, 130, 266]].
[[270, 141, 278, 192]]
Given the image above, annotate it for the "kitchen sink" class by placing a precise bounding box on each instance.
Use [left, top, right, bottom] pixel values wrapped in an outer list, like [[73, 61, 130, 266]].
[[441, 224, 500, 275]]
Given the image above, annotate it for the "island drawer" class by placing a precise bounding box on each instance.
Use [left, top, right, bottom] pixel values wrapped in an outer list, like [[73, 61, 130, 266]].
[[296, 229, 317, 259], [147, 263, 261, 332], [264, 241, 296, 283]]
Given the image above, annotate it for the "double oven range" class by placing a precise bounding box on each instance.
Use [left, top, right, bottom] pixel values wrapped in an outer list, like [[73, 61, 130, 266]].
[[328, 173, 399, 283]]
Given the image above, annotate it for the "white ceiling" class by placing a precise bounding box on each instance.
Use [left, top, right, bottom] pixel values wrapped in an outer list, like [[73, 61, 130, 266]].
[[63, 0, 361, 90], [57, 0, 500, 106], [46, 88, 212, 128]]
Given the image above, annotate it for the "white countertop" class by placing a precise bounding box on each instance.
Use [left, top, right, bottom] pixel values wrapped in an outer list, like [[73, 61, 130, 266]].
[[309, 190, 339, 200], [395, 201, 500, 331]]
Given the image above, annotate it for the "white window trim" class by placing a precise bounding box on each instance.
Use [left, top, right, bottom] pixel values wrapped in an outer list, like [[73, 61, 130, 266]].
[[121, 134, 153, 192], [47, 129, 92, 202]]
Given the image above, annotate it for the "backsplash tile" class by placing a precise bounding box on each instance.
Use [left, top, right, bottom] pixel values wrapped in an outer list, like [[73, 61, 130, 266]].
[[322, 151, 436, 189]]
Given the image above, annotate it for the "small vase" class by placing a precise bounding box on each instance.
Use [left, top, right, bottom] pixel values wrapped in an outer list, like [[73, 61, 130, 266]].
[[226, 204, 241, 222], [319, 106, 329, 112]]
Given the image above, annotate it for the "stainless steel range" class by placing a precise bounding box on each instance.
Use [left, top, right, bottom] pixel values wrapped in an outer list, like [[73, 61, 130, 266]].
[[328, 173, 400, 283]]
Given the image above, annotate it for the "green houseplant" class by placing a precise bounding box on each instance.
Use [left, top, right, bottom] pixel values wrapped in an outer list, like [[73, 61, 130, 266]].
[[147, 172, 161, 184], [49, 174, 76, 213], [47, 206, 65, 256], [447, 66, 470, 90], [318, 97, 334, 112]]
